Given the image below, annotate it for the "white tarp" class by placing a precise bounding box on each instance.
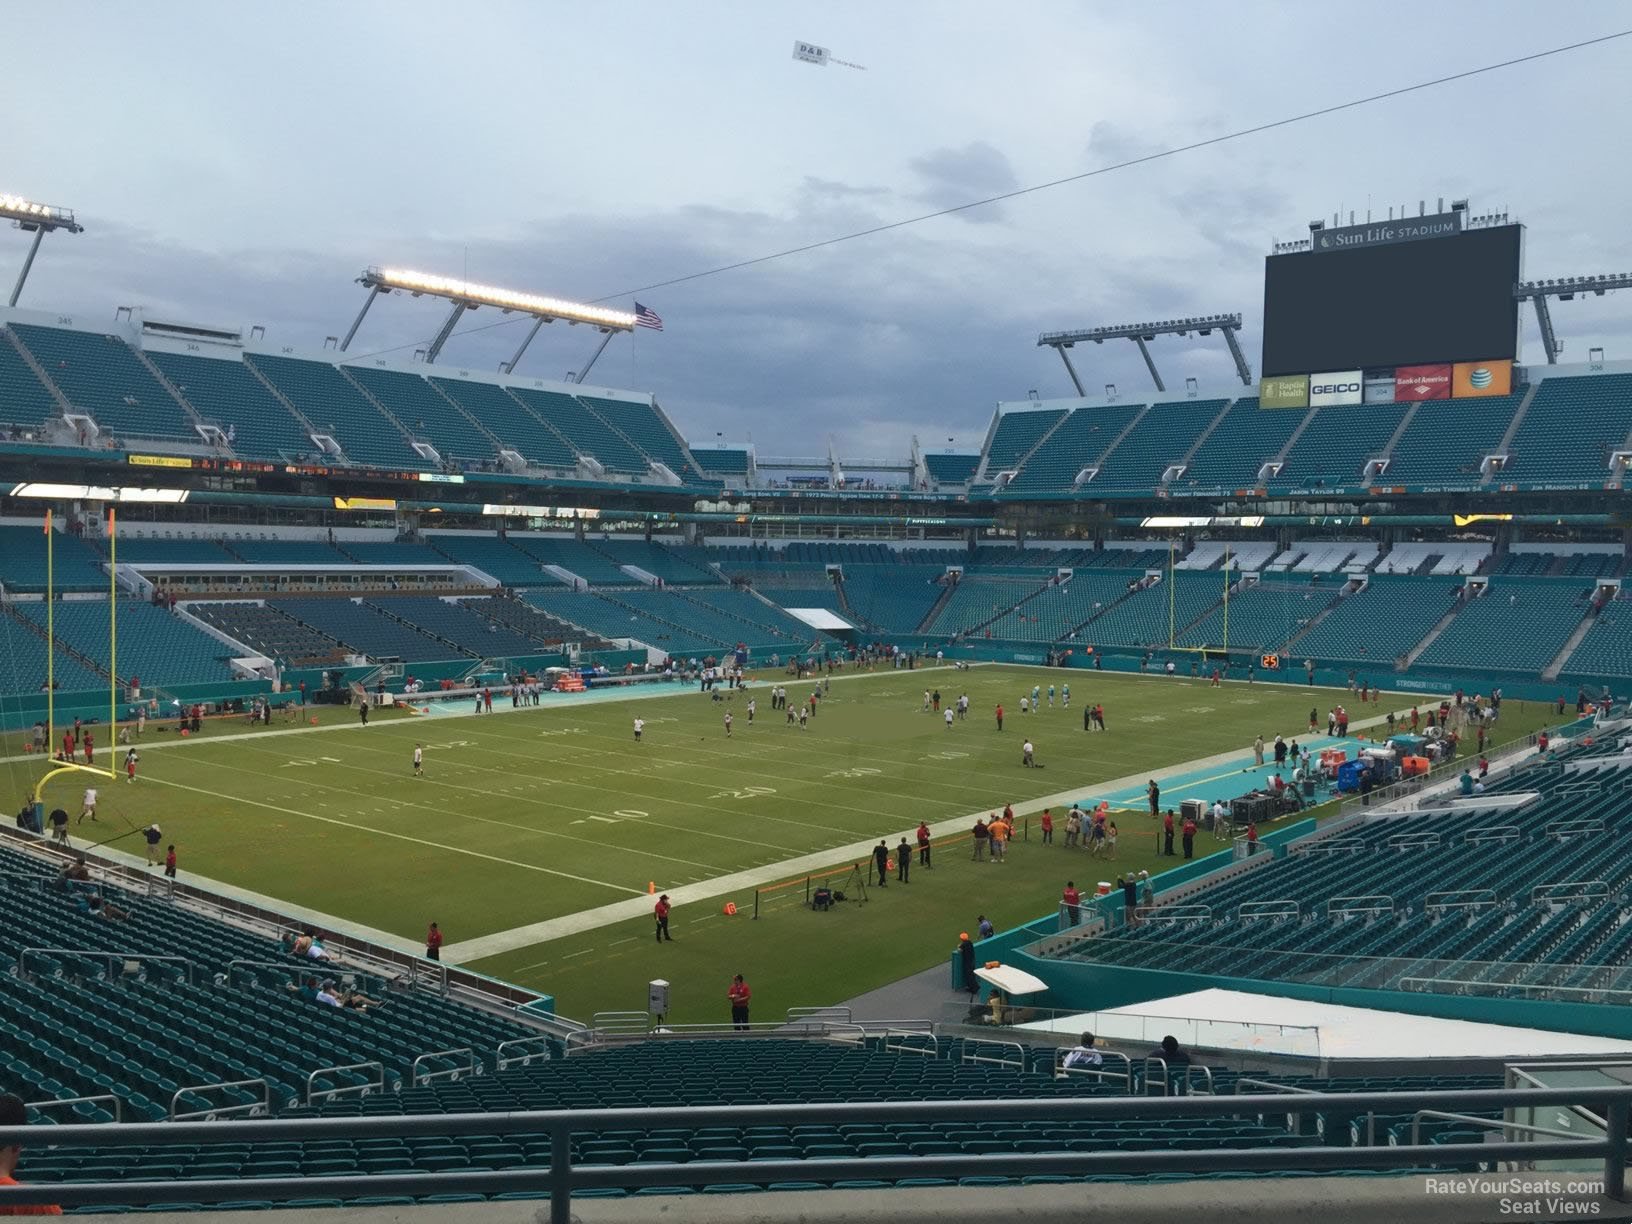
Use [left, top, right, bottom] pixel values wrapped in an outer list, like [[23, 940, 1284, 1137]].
[[783, 607, 854, 631], [974, 965, 1049, 996]]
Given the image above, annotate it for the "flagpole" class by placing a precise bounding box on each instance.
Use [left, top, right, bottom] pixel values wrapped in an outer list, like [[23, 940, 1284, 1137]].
[[108, 506, 117, 778], [1222, 541, 1231, 656], [45, 510, 54, 753]]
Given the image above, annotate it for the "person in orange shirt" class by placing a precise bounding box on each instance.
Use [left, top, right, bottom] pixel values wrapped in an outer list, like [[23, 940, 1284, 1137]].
[[988, 816, 1008, 862], [0, 1091, 62, 1215]]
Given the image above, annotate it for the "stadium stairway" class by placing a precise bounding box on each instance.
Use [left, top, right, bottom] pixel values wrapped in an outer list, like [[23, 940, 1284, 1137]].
[[915, 578, 959, 632]]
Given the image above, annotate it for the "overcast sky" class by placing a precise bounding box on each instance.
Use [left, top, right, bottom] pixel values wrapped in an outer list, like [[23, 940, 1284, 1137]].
[[5, 1, 1630, 456]]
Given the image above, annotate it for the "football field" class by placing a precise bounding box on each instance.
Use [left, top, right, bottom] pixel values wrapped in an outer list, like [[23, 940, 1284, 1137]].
[[8, 664, 1545, 1022]]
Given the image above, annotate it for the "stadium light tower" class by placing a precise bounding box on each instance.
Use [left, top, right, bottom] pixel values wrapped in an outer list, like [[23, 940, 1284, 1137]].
[[1515, 273, 1632, 364], [342, 267, 636, 373], [1037, 314, 1251, 396], [1, 193, 84, 307]]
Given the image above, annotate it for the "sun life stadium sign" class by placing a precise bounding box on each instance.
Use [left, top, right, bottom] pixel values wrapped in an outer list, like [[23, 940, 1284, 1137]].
[[1311, 211, 1464, 253]]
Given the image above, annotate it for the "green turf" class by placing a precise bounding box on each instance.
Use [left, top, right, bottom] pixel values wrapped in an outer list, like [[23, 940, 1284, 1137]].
[[5, 665, 1552, 1022]]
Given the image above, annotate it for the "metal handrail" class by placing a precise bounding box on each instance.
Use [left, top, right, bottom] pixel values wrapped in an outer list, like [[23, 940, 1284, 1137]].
[[1237, 900, 1301, 919], [1326, 895, 1395, 917], [882, 1029, 938, 1058], [496, 1037, 556, 1070], [1423, 889, 1499, 914], [1532, 879, 1610, 905], [589, 1010, 650, 1033], [1409, 1108, 1592, 1146], [1547, 818, 1607, 839], [787, 1005, 852, 1023], [1233, 1077, 1318, 1095], [1134, 903, 1211, 923], [959, 1038, 1026, 1071], [18, 947, 196, 986], [1292, 837, 1368, 856], [24, 1093, 123, 1123], [1385, 832, 1442, 849], [305, 1061, 385, 1105], [411, 1047, 477, 1085], [1462, 825, 1521, 845], [169, 1077, 270, 1121], [0, 1086, 1628, 1220]]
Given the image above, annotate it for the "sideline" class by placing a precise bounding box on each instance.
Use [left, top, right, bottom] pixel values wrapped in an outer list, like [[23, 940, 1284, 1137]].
[[442, 697, 1416, 962]]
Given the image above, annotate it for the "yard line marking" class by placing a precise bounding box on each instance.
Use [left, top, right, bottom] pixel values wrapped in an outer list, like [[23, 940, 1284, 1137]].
[[138, 774, 646, 896]]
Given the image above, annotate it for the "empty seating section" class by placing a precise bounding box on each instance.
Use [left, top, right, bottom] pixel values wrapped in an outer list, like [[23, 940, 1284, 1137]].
[[692, 447, 750, 475], [424, 535, 550, 585], [189, 602, 346, 666], [1178, 581, 1337, 651], [1506, 374, 1632, 486], [924, 453, 978, 484], [15, 599, 232, 686], [343, 366, 494, 464], [101, 537, 234, 565], [461, 596, 611, 650], [1558, 551, 1621, 578], [523, 589, 720, 655], [510, 537, 634, 585], [510, 388, 647, 474], [1176, 398, 1301, 490], [1416, 581, 1591, 673], [1060, 762, 1632, 998], [0, 607, 105, 692], [605, 589, 778, 650], [1075, 573, 1223, 648], [591, 539, 719, 584], [1095, 400, 1228, 490], [9, 324, 195, 441], [147, 351, 315, 461], [840, 565, 948, 631], [1271, 404, 1406, 490], [1289, 577, 1457, 666], [341, 541, 454, 567], [1382, 395, 1521, 488], [0, 329, 62, 428], [429, 378, 578, 468], [981, 408, 1067, 475], [230, 539, 353, 566], [366, 596, 545, 658], [0, 526, 108, 592], [247, 355, 429, 470], [1561, 592, 1632, 678], [977, 573, 1139, 642], [669, 588, 819, 647], [1283, 541, 1373, 573], [271, 598, 467, 662], [579, 395, 696, 477], [1376, 542, 1488, 576], [928, 575, 1046, 635], [1006, 405, 1143, 492]]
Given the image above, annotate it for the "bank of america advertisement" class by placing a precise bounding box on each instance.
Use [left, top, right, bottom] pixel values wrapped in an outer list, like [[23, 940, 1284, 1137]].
[[1258, 374, 1309, 409], [1309, 370, 1363, 407], [1395, 364, 1452, 401]]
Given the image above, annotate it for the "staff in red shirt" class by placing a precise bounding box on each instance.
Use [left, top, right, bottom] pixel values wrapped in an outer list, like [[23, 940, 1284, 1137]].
[[1061, 881, 1082, 927], [1040, 808, 1054, 845], [425, 922, 443, 962], [654, 895, 673, 943], [727, 975, 751, 1031], [915, 821, 932, 867], [82, 732, 94, 766]]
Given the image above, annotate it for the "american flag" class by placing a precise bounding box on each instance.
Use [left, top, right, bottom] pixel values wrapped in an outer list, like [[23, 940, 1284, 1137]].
[[634, 302, 664, 331]]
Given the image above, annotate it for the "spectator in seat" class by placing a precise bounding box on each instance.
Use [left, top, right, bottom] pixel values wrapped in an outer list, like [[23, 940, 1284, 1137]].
[[1147, 1034, 1190, 1067], [1063, 1032, 1102, 1070], [0, 1090, 61, 1215]]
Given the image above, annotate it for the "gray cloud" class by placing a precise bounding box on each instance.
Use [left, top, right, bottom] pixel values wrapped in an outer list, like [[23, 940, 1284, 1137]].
[[908, 142, 1020, 223]]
